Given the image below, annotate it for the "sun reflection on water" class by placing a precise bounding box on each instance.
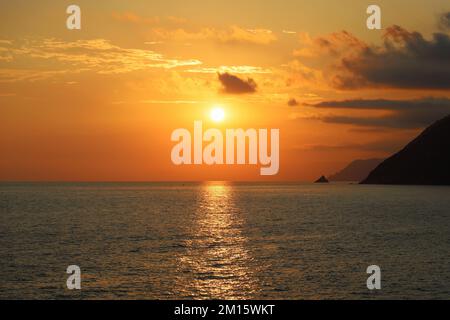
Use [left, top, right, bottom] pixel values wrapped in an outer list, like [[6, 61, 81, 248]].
[[174, 182, 259, 299]]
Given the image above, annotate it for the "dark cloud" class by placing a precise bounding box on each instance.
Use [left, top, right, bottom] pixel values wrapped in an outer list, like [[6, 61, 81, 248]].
[[311, 97, 450, 110], [309, 97, 450, 129], [439, 12, 450, 30], [331, 25, 450, 90], [301, 139, 405, 153], [218, 72, 257, 94], [288, 98, 299, 106], [320, 115, 423, 129]]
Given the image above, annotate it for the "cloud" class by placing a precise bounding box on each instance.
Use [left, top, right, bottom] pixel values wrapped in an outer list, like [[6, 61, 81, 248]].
[[113, 100, 200, 105], [218, 72, 257, 94], [439, 12, 450, 30], [288, 98, 299, 106], [294, 30, 366, 58], [310, 98, 450, 110], [309, 97, 450, 129], [0, 92, 16, 97], [299, 139, 405, 153], [283, 60, 326, 91], [331, 26, 450, 89], [0, 39, 202, 81], [0, 68, 76, 82], [111, 12, 276, 44], [150, 26, 277, 45], [186, 65, 271, 74], [112, 12, 276, 45], [112, 12, 161, 24], [0, 40, 13, 62], [111, 13, 188, 26], [320, 115, 421, 129], [291, 15, 450, 90]]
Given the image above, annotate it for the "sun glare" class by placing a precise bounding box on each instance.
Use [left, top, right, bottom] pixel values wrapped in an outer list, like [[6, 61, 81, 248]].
[[211, 107, 225, 122]]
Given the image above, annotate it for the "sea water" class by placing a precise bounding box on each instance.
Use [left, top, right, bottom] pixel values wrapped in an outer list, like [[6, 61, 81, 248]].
[[0, 182, 449, 299]]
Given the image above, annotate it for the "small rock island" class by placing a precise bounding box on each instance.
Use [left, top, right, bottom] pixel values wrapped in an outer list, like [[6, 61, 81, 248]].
[[315, 176, 329, 183]]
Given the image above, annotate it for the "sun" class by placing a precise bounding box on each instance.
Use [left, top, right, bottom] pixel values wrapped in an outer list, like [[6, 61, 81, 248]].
[[210, 106, 225, 122]]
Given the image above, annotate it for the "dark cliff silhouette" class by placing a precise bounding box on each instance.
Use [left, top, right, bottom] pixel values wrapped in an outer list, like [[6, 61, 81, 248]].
[[361, 115, 450, 185], [329, 158, 384, 182]]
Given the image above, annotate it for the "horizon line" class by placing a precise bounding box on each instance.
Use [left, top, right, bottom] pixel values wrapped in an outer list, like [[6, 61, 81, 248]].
[[0, 179, 313, 184]]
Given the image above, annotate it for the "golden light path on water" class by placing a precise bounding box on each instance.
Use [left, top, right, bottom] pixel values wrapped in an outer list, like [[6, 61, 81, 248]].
[[175, 182, 260, 299]]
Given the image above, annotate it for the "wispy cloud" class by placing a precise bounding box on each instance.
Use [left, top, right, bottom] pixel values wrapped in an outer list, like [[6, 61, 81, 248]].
[[112, 12, 187, 25], [112, 11, 277, 45], [150, 26, 277, 45], [298, 139, 405, 153], [0, 92, 16, 97], [0, 39, 202, 81], [186, 65, 271, 74], [112, 100, 200, 105], [0, 68, 79, 82]]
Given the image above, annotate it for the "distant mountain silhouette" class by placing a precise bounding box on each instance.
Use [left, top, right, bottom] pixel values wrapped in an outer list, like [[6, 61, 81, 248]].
[[315, 176, 329, 183], [329, 158, 384, 182], [361, 115, 450, 185]]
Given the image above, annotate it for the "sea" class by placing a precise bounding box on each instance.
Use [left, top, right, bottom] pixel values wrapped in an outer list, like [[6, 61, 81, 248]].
[[0, 182, 449, 299]]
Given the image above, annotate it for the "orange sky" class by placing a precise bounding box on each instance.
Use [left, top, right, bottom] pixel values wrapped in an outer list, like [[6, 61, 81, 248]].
[[1, 0, 450, 181]]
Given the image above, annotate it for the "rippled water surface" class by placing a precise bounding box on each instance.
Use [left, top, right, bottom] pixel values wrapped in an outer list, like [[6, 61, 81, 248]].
[[1, 182, 450, 299]]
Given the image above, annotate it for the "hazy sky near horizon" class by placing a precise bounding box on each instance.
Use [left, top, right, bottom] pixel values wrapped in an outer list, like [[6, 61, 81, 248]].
[[1, 0, 450, 181]]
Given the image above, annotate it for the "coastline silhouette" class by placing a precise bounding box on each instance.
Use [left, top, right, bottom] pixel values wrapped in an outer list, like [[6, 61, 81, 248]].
[[361, 115, 450, 185]]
